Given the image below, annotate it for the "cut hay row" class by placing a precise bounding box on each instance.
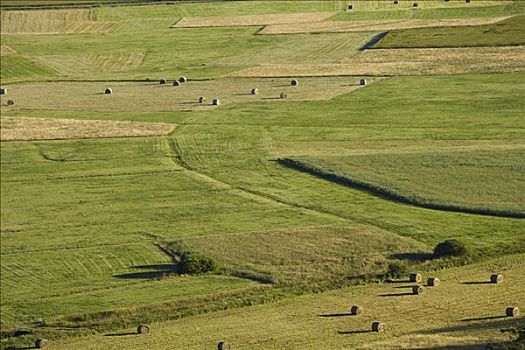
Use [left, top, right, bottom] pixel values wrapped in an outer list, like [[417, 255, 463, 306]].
[[0, 45, 16, 57], [0, 77, 378, 113], [258, 16, 511, 35], [0, 116, 175, 141], [228, 46, 525, 77], [172, 12, 334, 28], [0, 9, 115, 34]]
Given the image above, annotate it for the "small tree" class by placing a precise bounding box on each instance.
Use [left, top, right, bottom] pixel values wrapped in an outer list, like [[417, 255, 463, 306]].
[[434, 239, 469, 258]]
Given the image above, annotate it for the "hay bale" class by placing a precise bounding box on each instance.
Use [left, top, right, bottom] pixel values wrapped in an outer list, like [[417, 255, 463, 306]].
[[0, 88, 6, 95], [35, 338, 48, 348], [409, 273, 422, 283], [372, 321, 385, 332], [347, 4, 353, 11], [7, 99, 15, 106], [280, 92, 287, 99], [212, 98, 220, 106], [291, 79, 298, 86], [137, 324, 150, 335], [218, 341, 230, 350], [160, 78, 166, 85], [359, 78, 367, 86], [173, 80, 180, 86], [427, 277, 440, 287], [490, 274, 503, 284], [350, 305, 362, 315], [393, 0, 398, 4], [506, 307, 519, 317], [465, 0, 470, 3], [104, 88, 112, 95], [199, 96, 205, 103], [412, 285, 424, 295], [179, 76, 187, 83], [413, 2, 418, 8], [251, 88, 258, 95]]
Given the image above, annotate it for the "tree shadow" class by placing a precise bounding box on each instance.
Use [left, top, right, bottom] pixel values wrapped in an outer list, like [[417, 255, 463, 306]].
[[390, 252, 434, 262], [462, 281, 492, 285], [379, 292, 414, 297], [114, 263, 179, 279], [461, 315, 508, 322], [359, 31, 389, 50], [104, 332, 137, 337], [416, 316, 524, 334], [319, 313, 353, 318], [338, 330, 373, 334]]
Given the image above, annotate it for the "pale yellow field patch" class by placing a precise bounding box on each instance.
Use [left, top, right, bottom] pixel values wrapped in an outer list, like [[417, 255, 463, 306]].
[[0, 45, 16, 56], [173, 12, 334, 28], [259, 16, 511, 35], [0, 77, 380, 113], [335, 0, 512, 11], [229, 46, 525, 77], [0, 116, 175, 141], [0, 9, 116, 35]]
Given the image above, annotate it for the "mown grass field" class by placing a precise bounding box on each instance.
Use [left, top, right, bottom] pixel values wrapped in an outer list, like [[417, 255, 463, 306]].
[[1, 1, 524, 349]]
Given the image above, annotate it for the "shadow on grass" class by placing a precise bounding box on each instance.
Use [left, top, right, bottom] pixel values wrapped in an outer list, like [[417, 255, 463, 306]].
[[462, 281, 492, 285], [393, 285, 414, 289], [385, 279, 412, 284], [104, 332, 137, 337], [390, 252, 434, 261], [379, 292, 414, 297], [461, 315, 508, 322], [319, 313, 354, 318], [338, 330, 374, 334], [114, 264, 179, 279], [262, 97, 282, 100], [417, 316, 524, 334], [359, 31, 389, 50], [5, 347, 35, 350]]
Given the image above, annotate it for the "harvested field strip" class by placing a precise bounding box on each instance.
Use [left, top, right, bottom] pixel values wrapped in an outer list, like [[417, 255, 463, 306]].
[[0, 45, 16, 56], [0, 9, 116, 34], [277, 158, 525, 219], [50, 254, 525, 350], [229, 46, 525, 77], [172, 12, 334, 28], [0, 116, 175, 141], [258, 16, 511, 35]]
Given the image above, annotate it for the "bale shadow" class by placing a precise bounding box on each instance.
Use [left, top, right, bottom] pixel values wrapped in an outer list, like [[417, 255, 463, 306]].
[[417, 316, 524, 334], [462, 281, 492, 285], [5, 347, 35, 350], [272, 84, 290, 87], [338, 330, 373, 334], [319, 313, 353, 318], [385, 279, 412, 284], [233, 93, 253, 96], [393, 285, 414, 289], [461, 315, 508, 322], [379, 292, 414, 297], [390, 252, 434, 262], [104, 332, 137, 337], [262, 97, 282, 100]]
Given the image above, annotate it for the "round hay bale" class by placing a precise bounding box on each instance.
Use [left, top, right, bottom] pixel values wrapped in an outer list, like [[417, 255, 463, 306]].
[[350, 305, 362, 315], [173, 80, 180, 87], [427, 277, 440, 287], [412, 285, 424, 295], [490, 274, 503, 284], [179, 76, 187, 83], [413, 2, 418, 8], [218, 341, 230, 350], [465, 0, 470, 3], [372, 321, 385, 332], [291, 79, 298, 86], [35, 338, 48, 348], [409, 273, 422, 283], [251, 88, 258, 95], [7, 99, 15, 106], [347, 4, 353, 11], [160, 78, 166, 85], [0, 88, 6, 95], [137, 324, 150, 335], [393, 0, 398, 4], [280, 92, 287, 99], [506, 307, 519, 317], [212, 98, 220, 106], [104, 88, 112, 95], [199, 96, 205, 103], [359, 78, 367, 86]]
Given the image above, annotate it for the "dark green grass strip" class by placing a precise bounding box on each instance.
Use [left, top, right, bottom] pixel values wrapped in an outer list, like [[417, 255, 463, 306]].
[[278, 158, 525, 219]]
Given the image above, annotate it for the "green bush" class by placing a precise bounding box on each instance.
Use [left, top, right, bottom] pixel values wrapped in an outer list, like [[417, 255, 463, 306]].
[[386, 260, 409, 278], [179, 252, 219, 274], [434, 239, 469, 258]]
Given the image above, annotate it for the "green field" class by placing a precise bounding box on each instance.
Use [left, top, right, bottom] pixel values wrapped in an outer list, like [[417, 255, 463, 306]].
[[1, 1, 524, 349]]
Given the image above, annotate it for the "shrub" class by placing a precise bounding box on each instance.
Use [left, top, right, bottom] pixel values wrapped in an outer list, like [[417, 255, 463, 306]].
[[434, 239, 469, 258], [387, 260, 409, 278], [179, 252, 219, 274]]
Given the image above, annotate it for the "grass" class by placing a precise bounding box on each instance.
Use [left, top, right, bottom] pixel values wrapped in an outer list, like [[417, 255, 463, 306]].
[[1, 1, 524, 349], [46, 254, 525, 350], [282, 148, 525, 216], [376, 14, 525, 48]]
